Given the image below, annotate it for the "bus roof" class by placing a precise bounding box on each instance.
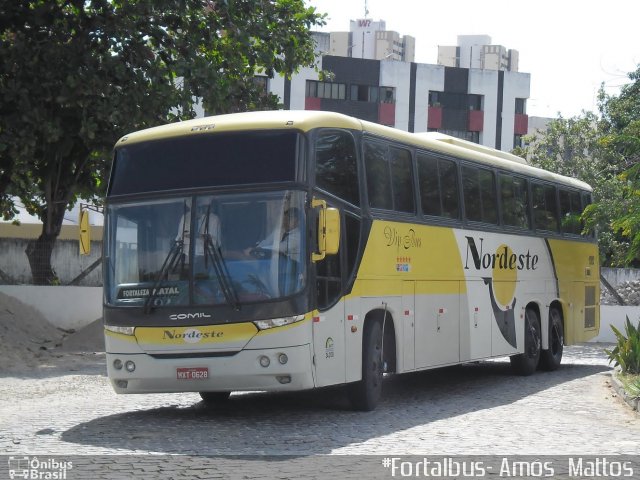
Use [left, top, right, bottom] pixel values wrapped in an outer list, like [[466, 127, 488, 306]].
[[116, 110, 591, 192]]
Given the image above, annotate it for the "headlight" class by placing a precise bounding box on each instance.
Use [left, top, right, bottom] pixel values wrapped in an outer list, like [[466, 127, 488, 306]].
[[253, 315, 305, 331], [105, 325, 136, 336]]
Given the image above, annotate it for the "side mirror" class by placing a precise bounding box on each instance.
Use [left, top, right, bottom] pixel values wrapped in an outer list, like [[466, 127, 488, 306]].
[[312, 198, 340, 262], [79, 207, 91, 255]]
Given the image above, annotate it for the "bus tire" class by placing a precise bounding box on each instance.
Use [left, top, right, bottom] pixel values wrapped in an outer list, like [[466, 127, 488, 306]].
[[510, 307, 541, 376], [347, 320, 383, 411], [199, 391, 231, 404], [539, 307, 564, 371]]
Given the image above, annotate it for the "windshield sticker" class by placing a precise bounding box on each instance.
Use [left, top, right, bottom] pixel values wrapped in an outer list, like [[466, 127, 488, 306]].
[[118, 286, 181, 299]]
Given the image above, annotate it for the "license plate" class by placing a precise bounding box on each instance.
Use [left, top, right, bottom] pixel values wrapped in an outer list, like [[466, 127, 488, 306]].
[[177, 367, 209, 380]]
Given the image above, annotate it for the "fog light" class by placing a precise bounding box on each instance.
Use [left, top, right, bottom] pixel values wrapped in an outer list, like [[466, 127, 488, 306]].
[[113, 359, 123, 370], [115, 380, 128, 389], [125, 360, 136, 372], [276, 375, 291, 384], [259, 355, 270, 368], [278, 353, 288, 365]]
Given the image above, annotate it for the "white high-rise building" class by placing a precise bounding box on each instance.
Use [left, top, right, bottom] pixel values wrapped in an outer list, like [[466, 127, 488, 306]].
[[438, 35, 519, 72], [321, 19, 415, 62]]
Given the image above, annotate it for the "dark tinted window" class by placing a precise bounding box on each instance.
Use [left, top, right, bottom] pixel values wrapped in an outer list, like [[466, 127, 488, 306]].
[[109, 131, 299, 196], [499, 174, 530, 229], [532, 183, 559, 232], [559, 189, 583, 235], [365, 142, 414, 213], [315, 131, 359, 206], [390, 147, 415, 213], [417, 153, 459, 219], [365, 142, 393, 210], [462, 165, 497, 224]]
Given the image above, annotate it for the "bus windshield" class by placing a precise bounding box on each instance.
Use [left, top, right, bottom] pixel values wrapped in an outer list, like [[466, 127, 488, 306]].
[[105, 190, 306, 308]]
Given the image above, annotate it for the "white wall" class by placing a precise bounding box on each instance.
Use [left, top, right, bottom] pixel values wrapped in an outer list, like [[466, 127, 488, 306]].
[[380, 60, 411, 131], [414, 64, 445, 133], [591, 306, 640, 343], [285, 65, 319, 111], [0, 286, 102, 330], [468, 68, 499, 148], [501, 71, 531, 151]]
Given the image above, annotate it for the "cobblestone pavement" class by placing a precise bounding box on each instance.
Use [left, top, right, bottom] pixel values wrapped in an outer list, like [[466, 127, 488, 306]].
[[1, 344, 639, 478]]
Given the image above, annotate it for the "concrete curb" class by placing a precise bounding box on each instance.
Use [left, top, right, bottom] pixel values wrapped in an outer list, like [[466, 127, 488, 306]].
[[609, 370, 640, 414]]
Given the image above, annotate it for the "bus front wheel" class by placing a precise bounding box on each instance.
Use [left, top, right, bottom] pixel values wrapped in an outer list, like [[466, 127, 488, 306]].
[[347, 320, 383, 411], [539, 307, 564, 371], [510, 308, 541, 376]]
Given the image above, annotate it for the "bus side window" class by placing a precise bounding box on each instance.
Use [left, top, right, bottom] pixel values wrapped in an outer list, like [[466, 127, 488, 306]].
[[389, 146, 415, 213], [462, 165, 497, 224], [582, 192, 594, 238], [418, 153, 460, 219], [365, 142, 393, 210], [315, 131, 360, 207], [559, 189, 583, 235], [499, 173, 530, 229], [532, 183, 559, 232]]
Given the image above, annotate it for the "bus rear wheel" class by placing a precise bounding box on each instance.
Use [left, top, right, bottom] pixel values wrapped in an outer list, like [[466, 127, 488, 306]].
[[539, 307, 564, 371], [347, 320, 383, 411], [510, 308, 541, 376], [199, 391, 231, 404]]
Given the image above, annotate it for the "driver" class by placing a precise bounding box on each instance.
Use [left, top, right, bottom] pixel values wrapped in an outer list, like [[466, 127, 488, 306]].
[[246, 207, 301, 259]]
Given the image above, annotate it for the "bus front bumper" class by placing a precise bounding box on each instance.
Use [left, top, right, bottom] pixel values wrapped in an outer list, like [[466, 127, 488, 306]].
[[106, 344, 315, 394]]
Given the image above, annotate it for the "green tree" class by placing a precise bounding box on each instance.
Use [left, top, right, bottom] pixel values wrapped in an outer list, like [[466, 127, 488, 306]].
[[598, 66, 640, 263], [514, 112, 628, 265], [0, 0, 324, 284]]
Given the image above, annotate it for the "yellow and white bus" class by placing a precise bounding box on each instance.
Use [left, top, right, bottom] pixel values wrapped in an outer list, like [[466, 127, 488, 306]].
[[104, 110, 599, 410]]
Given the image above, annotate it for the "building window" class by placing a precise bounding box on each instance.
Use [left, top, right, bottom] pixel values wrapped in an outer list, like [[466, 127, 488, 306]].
[[306, 80, 346, 100], [380, 87, 395, 104], [253, 76, 268, 94], [429, 91, 482, 111], [515, 98, 526, 115], [514, 134, 524, 149], [350, 85, 395, 104]]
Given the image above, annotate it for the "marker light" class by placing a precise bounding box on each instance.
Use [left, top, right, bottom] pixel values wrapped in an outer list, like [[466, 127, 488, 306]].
[[125, 361, 136, 372], [278, 353, 288, 365], [113, 359, 123, 370], [259, 356, 271, 368]]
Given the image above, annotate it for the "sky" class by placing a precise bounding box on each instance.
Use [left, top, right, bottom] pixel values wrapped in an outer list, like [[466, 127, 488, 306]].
[[307, 0, 640, 119]]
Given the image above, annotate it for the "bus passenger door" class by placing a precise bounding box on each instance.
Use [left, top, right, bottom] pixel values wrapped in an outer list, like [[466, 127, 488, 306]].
[[415, 281, 460, 368], [402, 281, 415, 371], [461, 281, 493, 361], [313, 251, 346, 387]]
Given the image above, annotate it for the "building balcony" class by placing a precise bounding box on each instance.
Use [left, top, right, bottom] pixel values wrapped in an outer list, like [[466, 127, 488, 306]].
[[468, 110, 484, 132], [427, 106, 442, 129], [514, 113, 528, 135]]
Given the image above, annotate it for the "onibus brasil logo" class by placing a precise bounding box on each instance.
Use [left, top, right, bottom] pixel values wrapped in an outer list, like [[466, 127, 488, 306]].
[[464, 237, 539, 348], [8, 456, 73, 479]]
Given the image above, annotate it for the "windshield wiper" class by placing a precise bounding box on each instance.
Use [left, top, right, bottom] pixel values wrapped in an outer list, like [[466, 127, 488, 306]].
[[143, 239, 184, 314], [203, 234, 240, 311]]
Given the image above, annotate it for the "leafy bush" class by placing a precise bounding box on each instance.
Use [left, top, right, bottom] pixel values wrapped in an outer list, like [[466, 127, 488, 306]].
[[605, 317, 640, 374]]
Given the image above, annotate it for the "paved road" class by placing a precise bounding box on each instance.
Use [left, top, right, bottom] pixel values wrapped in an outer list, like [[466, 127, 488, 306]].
[[1, 344, 638, 478]]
